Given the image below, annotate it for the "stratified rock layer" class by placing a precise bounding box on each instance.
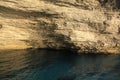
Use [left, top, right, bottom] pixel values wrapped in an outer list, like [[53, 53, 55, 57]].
[[0, 0, 120, 53]]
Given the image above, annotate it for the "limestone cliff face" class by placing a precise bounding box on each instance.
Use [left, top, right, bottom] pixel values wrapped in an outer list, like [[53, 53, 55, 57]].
[[0, 0, 120, 53]]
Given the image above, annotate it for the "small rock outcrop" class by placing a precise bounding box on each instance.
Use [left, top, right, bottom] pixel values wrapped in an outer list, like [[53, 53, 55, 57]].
[[0, 0, 120, 53]]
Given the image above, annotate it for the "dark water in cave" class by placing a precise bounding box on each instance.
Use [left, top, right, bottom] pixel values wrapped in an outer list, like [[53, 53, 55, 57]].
[[0, 49, 120, 80]]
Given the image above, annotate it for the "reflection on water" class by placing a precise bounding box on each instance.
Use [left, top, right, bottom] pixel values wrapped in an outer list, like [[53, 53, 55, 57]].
[[0, 49, 120, 80]]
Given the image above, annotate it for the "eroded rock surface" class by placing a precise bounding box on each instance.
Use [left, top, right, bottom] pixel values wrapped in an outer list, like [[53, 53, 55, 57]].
[[0, 0, 120, 53]]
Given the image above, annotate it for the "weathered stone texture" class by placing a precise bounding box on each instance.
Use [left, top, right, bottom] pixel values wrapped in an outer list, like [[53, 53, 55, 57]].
[[0, 0, 120, 53]]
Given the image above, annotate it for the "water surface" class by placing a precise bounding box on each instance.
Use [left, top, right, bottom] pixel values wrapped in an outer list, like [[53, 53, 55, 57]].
[[0, 49, 120, 80]]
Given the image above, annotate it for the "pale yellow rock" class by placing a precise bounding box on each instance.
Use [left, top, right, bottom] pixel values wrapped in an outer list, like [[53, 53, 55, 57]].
[[0, 0, 120, 53]]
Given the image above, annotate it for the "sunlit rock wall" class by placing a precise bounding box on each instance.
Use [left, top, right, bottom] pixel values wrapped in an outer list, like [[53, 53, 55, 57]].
[[0, 0, 120, 53]]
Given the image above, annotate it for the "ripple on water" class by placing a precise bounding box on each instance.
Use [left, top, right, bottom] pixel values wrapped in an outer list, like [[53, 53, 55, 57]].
[[0, 50, 120, 80]]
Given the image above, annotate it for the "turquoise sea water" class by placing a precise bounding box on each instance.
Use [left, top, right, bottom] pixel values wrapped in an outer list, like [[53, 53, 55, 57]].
[[0, 49, 120, 80]]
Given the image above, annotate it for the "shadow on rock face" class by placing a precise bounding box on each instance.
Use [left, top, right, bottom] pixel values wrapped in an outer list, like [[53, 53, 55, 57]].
[[98, 0, 120, 10], [115, 0, 120, 9], [42, 0, 80, 8]]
